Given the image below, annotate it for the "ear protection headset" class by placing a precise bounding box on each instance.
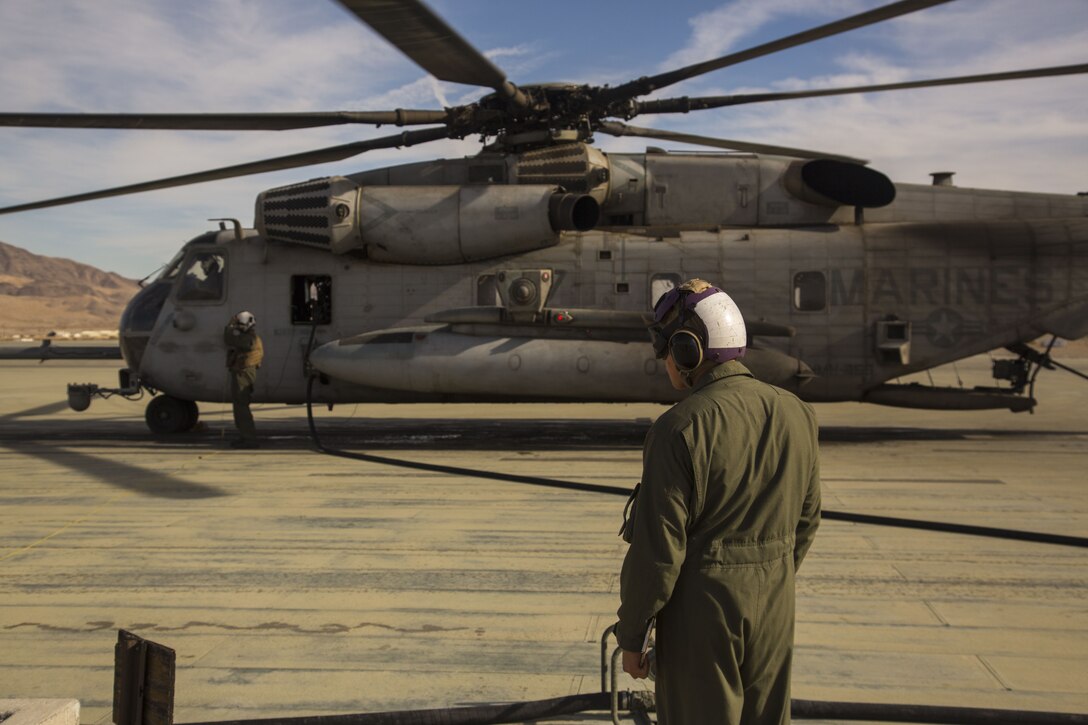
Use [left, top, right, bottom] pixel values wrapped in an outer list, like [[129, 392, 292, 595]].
[[668, 328, 705, 372], [651, 287, 708, 373]]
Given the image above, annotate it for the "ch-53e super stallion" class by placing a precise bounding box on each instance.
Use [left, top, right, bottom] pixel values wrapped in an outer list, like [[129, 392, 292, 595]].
[[1, 0, 1085, 434]]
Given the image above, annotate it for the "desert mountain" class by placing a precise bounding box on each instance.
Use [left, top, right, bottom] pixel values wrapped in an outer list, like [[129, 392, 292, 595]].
[[0, 241, 139, 338]]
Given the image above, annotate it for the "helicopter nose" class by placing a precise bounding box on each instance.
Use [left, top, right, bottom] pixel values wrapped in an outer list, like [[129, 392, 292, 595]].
[[117, 281, 171, 370], [119, 329, 149, 371]]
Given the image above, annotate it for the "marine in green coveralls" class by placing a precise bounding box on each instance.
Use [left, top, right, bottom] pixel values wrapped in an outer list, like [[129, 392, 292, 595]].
[[224, 310, 264, 449], [617, 279, 821, 725]]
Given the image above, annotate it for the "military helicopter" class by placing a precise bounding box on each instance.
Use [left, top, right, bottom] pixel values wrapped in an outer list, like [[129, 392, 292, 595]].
[[0, 0, 1085, 434]]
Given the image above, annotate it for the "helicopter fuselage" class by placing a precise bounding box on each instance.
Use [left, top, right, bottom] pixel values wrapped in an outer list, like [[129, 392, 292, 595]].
[[111, 149, 1087, 427]]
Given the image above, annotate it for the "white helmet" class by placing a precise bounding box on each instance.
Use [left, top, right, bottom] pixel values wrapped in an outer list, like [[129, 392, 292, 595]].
[[234, 311, 256, 331], [650, 279, 746, 372]]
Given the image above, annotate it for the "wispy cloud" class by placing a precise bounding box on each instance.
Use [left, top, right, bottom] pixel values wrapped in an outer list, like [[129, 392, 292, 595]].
[[0, 0, 404, 113], [657, 0, 862, 74], [606, 0, 1088, 193]]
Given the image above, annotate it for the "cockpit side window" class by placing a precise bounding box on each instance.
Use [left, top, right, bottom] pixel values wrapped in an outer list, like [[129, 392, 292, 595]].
[[792, 271, 827, 312], [176, 251, 226, 302]]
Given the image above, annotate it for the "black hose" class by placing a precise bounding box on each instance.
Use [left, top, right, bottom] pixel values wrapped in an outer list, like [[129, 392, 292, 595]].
[[305, 376, 629, 497], [304, 312, 320, 373], [821, 510, 1088, 548], [792, 699, 1087, 724], [183, 692, 612, 725], [304, 386, 1087, 549], [179, 692, 1088, 725], [305, 375, 322, 450]]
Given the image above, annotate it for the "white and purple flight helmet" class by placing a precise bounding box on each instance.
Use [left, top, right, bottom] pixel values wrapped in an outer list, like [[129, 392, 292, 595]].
[[650, 280, 747, 372]]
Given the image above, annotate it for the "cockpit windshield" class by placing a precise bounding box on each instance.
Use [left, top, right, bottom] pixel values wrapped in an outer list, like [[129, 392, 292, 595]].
[[176, 251, 226, 302], [157, 249, 187, 282]]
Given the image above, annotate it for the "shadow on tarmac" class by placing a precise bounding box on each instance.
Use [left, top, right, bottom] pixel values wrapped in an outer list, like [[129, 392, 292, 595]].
[[0, 399, 72, 421], [4, 439, 228, 499]]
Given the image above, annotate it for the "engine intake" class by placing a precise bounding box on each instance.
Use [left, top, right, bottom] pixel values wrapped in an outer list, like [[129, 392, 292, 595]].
[[255, 177, 599, 264], [784, 159, 896, 208]]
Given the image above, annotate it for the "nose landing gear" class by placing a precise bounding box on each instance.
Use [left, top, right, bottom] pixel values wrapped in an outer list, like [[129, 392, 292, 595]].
[[68, 370, 200, 434], [145, 395, 200, 434]]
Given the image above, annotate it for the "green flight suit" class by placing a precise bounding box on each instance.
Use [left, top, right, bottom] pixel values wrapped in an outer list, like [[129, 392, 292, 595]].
[[617, 360, 821, 725], [224, 325, 264, 442]]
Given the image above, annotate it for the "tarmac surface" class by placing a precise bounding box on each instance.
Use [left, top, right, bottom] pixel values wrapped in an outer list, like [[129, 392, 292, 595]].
[[1, 352, 1086, 723]]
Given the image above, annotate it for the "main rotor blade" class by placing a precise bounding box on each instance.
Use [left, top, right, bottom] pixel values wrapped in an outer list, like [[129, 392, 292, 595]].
[[637, 63, 1088, 115], [0, 126, 449, 215], [597, 121, 866, 164], [336, 0, 526, 105], [602, 0, 955, 103], [0, 110, 450, 131]]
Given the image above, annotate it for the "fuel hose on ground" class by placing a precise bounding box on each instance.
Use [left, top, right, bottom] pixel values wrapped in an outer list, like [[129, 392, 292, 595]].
[[184, 693, 613, 725], [180, 692, 1088, 725], [304, 376, 1086, 549], [790, 700, 1087, 724]]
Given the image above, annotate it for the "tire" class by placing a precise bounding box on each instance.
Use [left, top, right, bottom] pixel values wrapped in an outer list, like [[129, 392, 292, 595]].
[[182, 400, 199, 431], [146, 395, 197, 434]]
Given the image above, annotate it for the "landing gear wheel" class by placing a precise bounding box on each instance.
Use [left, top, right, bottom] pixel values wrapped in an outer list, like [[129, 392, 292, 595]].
[[146, 395, 198, 434], [181, 399, 199, 431]]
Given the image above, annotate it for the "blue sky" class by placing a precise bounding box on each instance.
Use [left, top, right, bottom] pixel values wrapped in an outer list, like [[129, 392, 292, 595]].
[[0, 0, 1085, 278]]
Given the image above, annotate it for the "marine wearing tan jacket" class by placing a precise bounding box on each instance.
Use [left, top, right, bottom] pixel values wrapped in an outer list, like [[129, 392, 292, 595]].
[[224, 312, 264, 448], [225, 328, 264, 371]]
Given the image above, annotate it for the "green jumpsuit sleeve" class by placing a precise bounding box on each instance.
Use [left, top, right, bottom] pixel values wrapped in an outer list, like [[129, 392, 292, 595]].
[[793, 455, 821, 571], [615, 419, 695, 652]]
